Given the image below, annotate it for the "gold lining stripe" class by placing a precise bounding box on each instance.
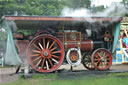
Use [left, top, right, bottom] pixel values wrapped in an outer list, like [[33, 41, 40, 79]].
[[91, 40, 93, 51]]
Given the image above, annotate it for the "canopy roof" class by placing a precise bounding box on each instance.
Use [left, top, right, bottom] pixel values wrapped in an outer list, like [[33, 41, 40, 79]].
[[2, 16, 122, 30], [4, 16, 122, 21]]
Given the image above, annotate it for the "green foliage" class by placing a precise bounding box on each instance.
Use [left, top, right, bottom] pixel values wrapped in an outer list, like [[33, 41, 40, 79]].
[[65, 0, 91, 9], [17, 29, 36, 36], [122, 0, 128, 16], [0, 0, 67, 17], [122, 0, 128, 9], [0, 0, 93, 17], [0, 23, 8, 41], [91, 5, 105, 13]]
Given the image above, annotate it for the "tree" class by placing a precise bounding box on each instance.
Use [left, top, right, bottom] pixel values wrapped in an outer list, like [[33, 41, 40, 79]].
[[122, 0, 128, 9], [0, 0, 67, 17], [121, 0, 128, 16], [65, 0, 91, 9], [91, 5, 105, 13]]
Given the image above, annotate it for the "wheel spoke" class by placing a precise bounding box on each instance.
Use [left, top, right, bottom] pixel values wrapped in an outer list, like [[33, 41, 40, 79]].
[[105, 62, 109, 65], [52, 51, 61, 54], [97, 52, 102, 58], [38, 42, 43, 50], [89, 63, 92, 67], [84, 61, 88, 64], [50, 47, 57, 52], [52, 55, 59, 58], [92, 49, 112, 70], [41, 58, 45, 68], [82, 54, 95, 70], [32, 56, 41, 63], [49, 41, 55, 49], [43, 38, 45, 49], [94, 55, 100, 59], [83, 60, 88, 62], [96, 60, 101, 66], [103, 62, 107, 66], [46, 60, 49, 70], [33, 43, 41, 51], [36, 58, 42, 67], [94, 59, 99, 61], [103, 52, 106, 57], [31, 54, 40, 57], [52, 58, 59, 64], [46, 40, 50, 49], [106, 58, 110, 60], [100, 61, 103, 67], [48, 58, 54, 67], [32, 50, 41, 53], [103, 54, 108, 59]]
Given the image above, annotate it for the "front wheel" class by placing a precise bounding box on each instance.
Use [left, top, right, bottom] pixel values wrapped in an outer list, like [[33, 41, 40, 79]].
[[91, 48, 112, 71]]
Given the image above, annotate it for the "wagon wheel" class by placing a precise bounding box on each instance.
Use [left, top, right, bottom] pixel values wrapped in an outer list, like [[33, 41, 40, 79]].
[[27, 34, 64, 73], [92, 48, 112, 71], [82, 54, 95, 70]]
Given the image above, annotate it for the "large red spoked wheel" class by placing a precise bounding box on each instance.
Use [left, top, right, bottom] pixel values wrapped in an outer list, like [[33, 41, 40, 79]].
[[27, 35, 64, 73], [82, 54, 95, 70], [92, 48, 112, 71]]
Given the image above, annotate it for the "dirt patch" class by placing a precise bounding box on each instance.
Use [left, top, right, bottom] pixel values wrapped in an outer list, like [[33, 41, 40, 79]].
[[0, 68, 18, 84], [0, 64, 128, 84]]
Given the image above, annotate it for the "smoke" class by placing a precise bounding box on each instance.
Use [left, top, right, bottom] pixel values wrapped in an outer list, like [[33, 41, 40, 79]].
[[61, 8, 91, 17], [7, 21, 18, 32], [60, 3, 127, 38], [61, 3, 128, 17]]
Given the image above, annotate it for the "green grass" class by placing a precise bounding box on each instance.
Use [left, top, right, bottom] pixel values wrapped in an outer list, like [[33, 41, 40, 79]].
[[1, 72, 128, 85], [0, 65, 15, 68]]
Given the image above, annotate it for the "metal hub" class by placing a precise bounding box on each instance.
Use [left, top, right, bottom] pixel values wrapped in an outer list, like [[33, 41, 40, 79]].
[[44, 51, 48, 57], [41, 49, 51, 58], [101, 57, 105, 62]]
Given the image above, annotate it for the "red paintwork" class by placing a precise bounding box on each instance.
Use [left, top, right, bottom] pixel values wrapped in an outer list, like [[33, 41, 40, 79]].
[[65, 32, 81, 42], [65, 42, 79, 49], [81, 40, 93, 52], [65, 40, 93, 52], [41, 49, 51, 58], [27, 35, 64, 73], [4, 16, 122, 22], [92, 48, 112, 71]]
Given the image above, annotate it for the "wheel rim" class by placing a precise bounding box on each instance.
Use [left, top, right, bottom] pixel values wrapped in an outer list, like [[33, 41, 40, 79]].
[[27, 35, 64, 72], [82, 54, 95, 70], [92, 48, 112, 71], [34, 30, 50, 37]]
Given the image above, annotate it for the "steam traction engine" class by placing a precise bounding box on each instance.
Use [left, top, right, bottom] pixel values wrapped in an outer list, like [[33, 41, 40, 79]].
[[27, 30, 112, 72], [4, 16, 119, 73]]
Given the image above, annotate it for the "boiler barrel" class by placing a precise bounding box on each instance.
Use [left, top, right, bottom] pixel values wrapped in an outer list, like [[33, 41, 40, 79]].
[[81, 40, 104, 52], [65, 40, 104, 52], [80, 40, 93, 52]]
